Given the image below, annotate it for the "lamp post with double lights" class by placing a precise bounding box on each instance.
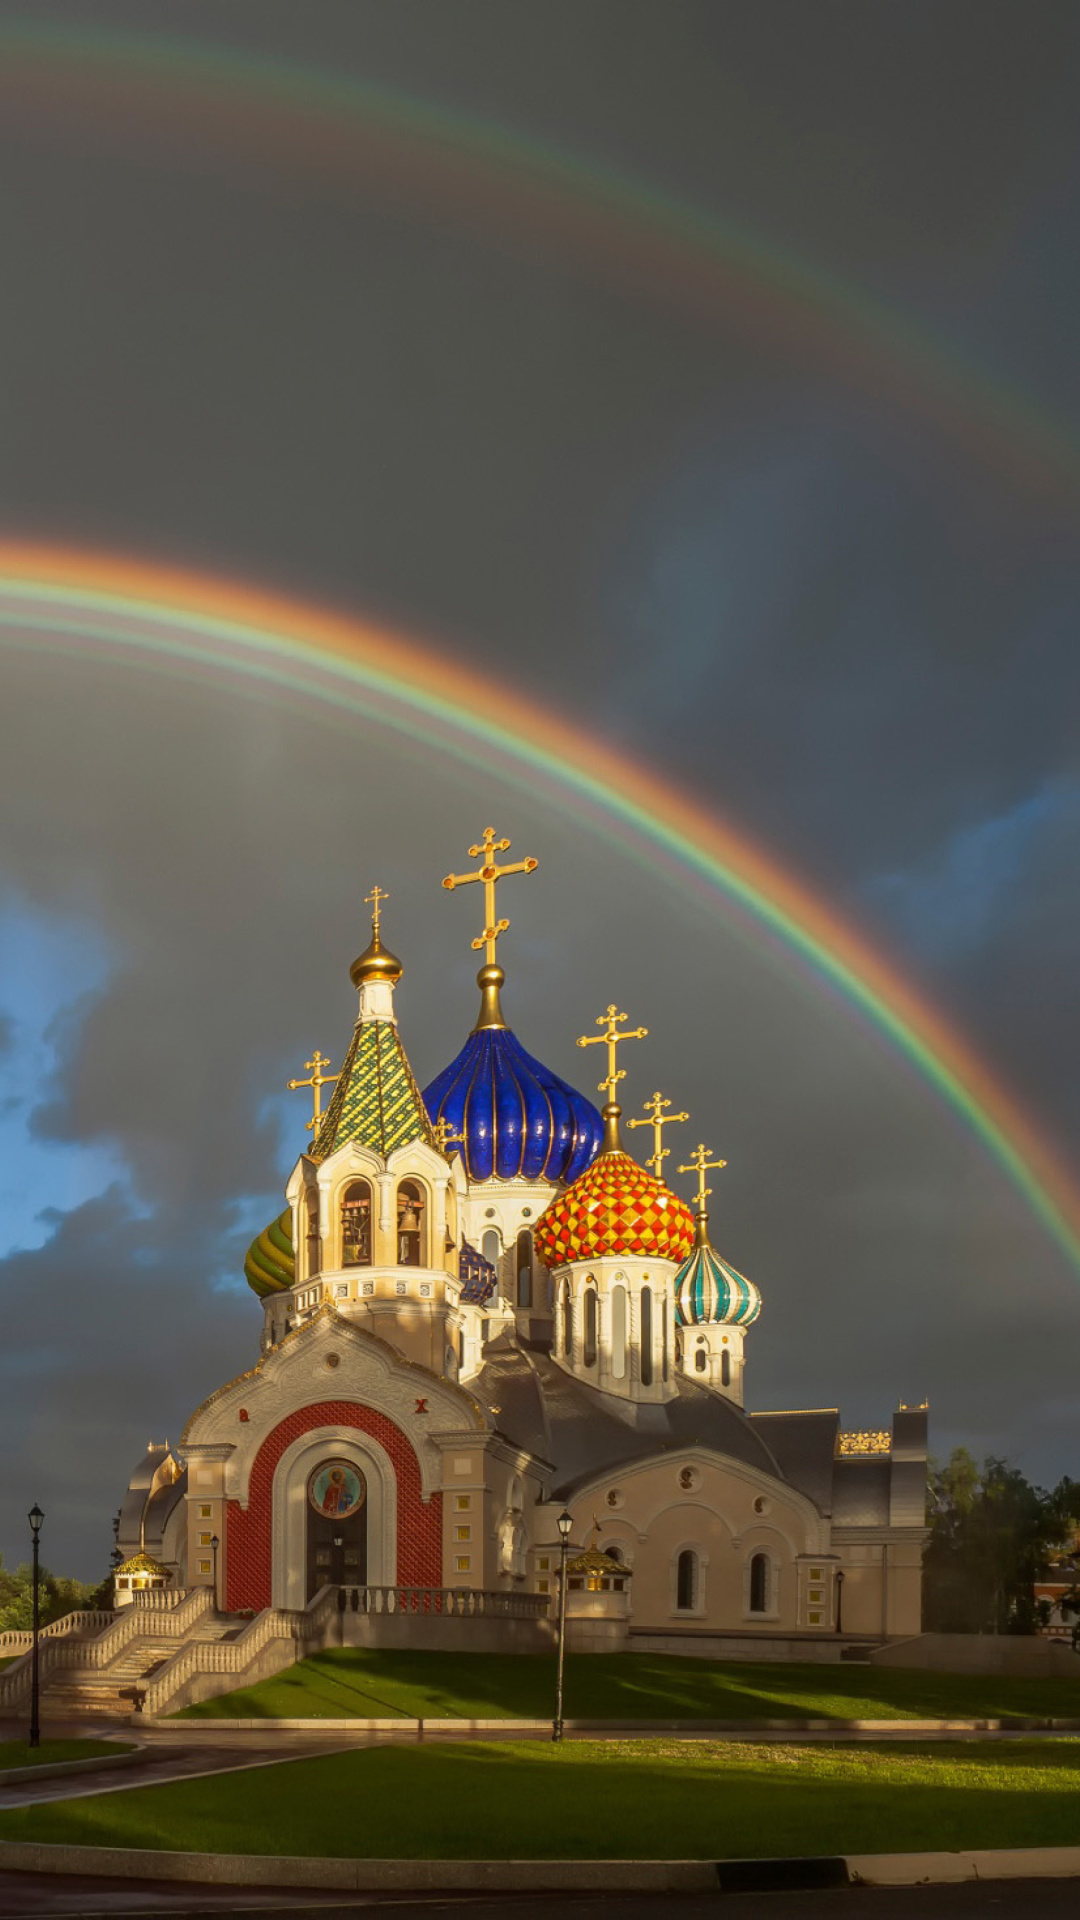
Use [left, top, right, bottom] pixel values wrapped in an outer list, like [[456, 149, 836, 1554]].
[[552, 1508, 573, 1744], [28, 1505, 44, 1750]]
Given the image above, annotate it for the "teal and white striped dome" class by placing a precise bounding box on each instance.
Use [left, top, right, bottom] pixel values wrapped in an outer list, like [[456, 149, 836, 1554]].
[[675, 1241, 761, 1328]]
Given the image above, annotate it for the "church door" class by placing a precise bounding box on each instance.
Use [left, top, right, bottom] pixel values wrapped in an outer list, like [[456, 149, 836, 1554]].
[[305, 1459, 368, 1600]]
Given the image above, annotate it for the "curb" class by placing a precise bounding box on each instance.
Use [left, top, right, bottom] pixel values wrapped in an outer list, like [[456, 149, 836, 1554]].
[[155, 1713, 1080, 1734], [0, 1841, 1079, 1891], [0, 1746, 141, 1789]]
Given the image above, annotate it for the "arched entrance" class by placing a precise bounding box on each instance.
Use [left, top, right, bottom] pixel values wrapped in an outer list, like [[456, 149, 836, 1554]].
[[305, 1458, 368, 1599]]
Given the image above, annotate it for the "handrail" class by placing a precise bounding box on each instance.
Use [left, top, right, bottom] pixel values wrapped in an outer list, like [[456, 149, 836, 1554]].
[[0, 1586, 214, 1709], [0, 1609, 113, 1653]]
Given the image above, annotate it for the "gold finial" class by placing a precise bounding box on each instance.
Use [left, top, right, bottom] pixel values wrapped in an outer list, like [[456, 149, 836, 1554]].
[[287, 1051, 340, 1134], [627, 1090, 689, 1181], [432, 1115, 465, 1160], [350, 884, 403, 990], [364, 883, 388, 934], [577, 1004, 648, 1153], [442, 826, 539, 967], [678, 1142, 728, 1246]]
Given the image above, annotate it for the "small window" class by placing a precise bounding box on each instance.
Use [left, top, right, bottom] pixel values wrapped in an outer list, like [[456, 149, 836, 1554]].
[[482, 1228, 501, 1269], [640, 1286, 653, 1386], [198, 1560, 211, 1575], [455, 1495, 471, 1511], [721, 1349, 731, 1387], [537, 1556, 550, 1572], [199, 1504, 212, 1518], [341, 1180, 373, 1266], [455, 1526, 471, 1542], [198, 1532, 212, 1546], [516, 1229, 533, 1310], [695, 1346, 707, 1373], [562, 1283, 573, 1357], [584, 1286, 598, 1367], [676, 1549, 697, 1612], [455, 1557, 471, 1572], [749, 1552, 770, 1614], [662, 1295, 669, 1382]]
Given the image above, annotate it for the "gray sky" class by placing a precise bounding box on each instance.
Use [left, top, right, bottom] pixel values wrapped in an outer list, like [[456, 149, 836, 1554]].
[[1, 0, 1079, 1577]]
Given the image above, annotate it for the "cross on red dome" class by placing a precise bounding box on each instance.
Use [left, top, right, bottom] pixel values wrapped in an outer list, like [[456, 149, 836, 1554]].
[[535, 1151, 696, 1267]]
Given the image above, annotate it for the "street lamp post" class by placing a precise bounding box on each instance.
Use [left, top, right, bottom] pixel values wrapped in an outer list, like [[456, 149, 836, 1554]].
[[28, 1505, 44, 1751], [835, 1569, 845, 1635], [209, 1534, 219, 1613], [552, 1509, 573, 1744]]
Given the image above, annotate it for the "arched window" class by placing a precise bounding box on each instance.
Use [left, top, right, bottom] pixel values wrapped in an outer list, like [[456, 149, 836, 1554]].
[[341, 1181, 372, 1266], [662, 1295, 669, 1382], [562, 1283, 573, 1358], [749, 1552, 770, 1614], [694, 1345, 707, 1373], [676, 1549, 697, 1612], [396, 1181, 425, 1266], [583, 1286, 598, 1367], [481, 1228, 501, 1271], [640, 1286, 653, 1386], [516, 1229, 533, 1310], [306, 1196, 321, 1279], [721, 1349, 731, 1387], [611, 1286, 627, 1380]]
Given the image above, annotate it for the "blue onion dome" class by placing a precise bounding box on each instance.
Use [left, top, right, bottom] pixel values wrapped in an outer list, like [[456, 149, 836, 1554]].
[[423, 964, 603, 1183], [675, 1238, 762, 1328]]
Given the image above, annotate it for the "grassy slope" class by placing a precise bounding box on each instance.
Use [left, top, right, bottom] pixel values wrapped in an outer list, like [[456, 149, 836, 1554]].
[[0, 1740, 125, 1771], [2, 1740, 1080, 1858], [174, 1648, 1080, 1723]]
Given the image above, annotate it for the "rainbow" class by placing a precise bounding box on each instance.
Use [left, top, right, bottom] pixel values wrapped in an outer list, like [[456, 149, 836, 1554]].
[[0, 539, 1077, 1280], [0, 21, 1075, 502]]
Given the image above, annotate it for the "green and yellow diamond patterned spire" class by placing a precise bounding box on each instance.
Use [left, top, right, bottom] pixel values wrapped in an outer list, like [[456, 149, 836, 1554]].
[[310, 887, 435, 1160]]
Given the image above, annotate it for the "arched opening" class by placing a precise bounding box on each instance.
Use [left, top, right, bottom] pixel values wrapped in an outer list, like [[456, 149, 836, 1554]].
[[396, 1180, 425, 1265], [640, 1286, 653, 1387], [340, 1181, 372, 1267], [662, 1295, 669, 1382], [516, 1228, 533, 1309], [583, 1286, 598, 1367], [749, 1552, 770, 1614], [562, 1283, 573, 1358], [694, 1345, 707, 1373], [481, 1228, 501, 1271], [721, 1348, 731, 1387], [676, 1549, 697, 1612], [306, 1196, 321, 1279], [611, 1286, 627, 1379]]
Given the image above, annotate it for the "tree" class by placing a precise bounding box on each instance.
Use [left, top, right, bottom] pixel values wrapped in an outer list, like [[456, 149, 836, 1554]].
[[923, 1450, 1080, 1634], [0, 1554, 107, 1632]]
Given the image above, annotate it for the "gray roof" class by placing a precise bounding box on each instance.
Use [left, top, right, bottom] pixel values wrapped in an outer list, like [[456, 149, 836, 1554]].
[[749, 1410, 839, 1515], [471, 1337, 788, 1501], [832, 1458, 891, 1526]]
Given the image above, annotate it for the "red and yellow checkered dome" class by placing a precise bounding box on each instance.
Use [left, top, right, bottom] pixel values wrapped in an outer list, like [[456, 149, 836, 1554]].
[[534, 1150, 696, 1268]]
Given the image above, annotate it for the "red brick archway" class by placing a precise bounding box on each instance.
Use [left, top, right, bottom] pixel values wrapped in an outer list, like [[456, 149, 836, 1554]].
[[224, 1400, 442, 1611]]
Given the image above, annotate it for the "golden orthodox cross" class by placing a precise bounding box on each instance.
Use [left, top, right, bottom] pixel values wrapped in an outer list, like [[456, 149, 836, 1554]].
[[364, 883, 388, 932], [627, 1090, 690, 1180], [432, 1116, 465, 1159], [287, 1051, 340, 1134], [678, 1142, 728, 1214], [576, 1004, 648, 1101], [442, 826, 539, 964]]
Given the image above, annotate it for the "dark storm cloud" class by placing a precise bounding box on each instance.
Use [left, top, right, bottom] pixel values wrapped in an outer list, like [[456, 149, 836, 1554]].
[[0, 0, 1079, 1568]]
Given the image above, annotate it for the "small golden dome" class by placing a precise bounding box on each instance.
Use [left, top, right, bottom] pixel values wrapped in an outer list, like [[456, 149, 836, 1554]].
[[349, 925, 403, 989]]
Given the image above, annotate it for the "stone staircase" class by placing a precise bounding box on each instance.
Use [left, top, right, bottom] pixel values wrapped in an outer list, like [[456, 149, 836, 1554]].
[[42, 1617, 241, 1716]]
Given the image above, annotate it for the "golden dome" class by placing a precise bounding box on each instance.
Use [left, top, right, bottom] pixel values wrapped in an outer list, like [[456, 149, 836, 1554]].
[[349, 924, 403, 989]]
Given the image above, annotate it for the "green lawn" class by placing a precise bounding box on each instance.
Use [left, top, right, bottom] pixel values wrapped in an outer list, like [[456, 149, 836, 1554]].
[[0, 1740, 127, 1772], [2, 1739, 1079, 1859], [173, 1648, 1080, 1724]]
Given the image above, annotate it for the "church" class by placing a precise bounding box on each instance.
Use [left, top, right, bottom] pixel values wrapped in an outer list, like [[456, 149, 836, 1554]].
[[117, 828, 927, 1652]]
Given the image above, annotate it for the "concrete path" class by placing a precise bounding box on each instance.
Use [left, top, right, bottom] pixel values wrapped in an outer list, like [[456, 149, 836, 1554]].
[[1, 1876, 1079, 1916]]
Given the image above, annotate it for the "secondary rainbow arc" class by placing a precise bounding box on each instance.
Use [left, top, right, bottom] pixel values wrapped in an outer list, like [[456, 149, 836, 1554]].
[[0, 541, 1076, 1281], [0, 21, 1075, 501]]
